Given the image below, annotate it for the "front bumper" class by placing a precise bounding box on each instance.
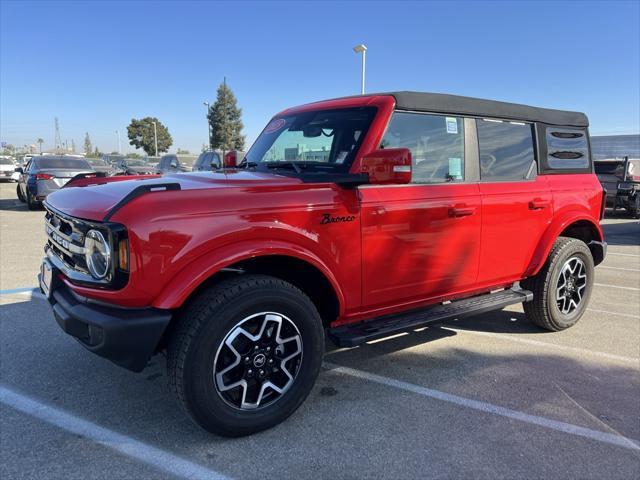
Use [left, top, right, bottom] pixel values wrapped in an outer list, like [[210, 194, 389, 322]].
[[40, 260, 172, 372]]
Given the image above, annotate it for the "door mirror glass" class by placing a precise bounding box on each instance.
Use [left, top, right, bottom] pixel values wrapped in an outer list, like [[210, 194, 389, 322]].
[[361, 148, 412, 184]]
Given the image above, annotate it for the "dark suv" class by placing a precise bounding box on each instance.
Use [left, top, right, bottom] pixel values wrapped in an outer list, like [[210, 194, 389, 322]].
[[594, 157, 640, 217]]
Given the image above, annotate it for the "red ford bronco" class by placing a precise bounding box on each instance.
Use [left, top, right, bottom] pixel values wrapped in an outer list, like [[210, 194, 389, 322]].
[[40, 92, 606, 436]]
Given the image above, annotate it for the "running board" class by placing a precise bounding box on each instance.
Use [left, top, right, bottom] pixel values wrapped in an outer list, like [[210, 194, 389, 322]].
[[328, 287, 533, 347]]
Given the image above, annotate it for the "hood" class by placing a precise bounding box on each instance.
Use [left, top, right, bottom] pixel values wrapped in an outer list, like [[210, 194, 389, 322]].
[[45, 170, 303, 221]]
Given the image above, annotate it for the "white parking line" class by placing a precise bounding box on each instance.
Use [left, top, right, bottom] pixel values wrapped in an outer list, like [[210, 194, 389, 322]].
[[587, 308, 640, 319], [440, 327, 639, 365], [594, 283, 640, 292], [598, 265, 640, 273], [325, 363, 640, 451], [0, 385, 231, 480], [607, 252, 640, 258]]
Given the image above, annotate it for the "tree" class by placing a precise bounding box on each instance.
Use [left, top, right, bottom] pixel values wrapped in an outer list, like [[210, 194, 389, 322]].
[[127, 117, 172, 156], [208, 80, 245, 152], [36, 138, 44, 154], [84, 133, 92, 155]]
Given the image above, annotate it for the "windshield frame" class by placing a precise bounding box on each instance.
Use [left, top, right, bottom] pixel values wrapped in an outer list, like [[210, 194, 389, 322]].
[[245, 106, 378, 174]]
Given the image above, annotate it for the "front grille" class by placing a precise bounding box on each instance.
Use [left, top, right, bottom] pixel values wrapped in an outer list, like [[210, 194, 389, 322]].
[[45, 208, 89, 273]]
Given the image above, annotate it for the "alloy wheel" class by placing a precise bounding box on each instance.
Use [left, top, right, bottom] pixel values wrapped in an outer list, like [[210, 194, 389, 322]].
[[213, 312, 303, 410], [555, 256, 587, 315]]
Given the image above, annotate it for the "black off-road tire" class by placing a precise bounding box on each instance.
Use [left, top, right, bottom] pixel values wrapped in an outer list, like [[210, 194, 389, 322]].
[[167, 274, 324, 437], [522, 237, 594, 331], [16, 184, 25, 203], [628, 195, 640, 219]]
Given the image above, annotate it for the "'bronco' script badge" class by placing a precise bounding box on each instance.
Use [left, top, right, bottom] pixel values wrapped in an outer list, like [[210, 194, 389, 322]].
[[321, 214, 356, 224]]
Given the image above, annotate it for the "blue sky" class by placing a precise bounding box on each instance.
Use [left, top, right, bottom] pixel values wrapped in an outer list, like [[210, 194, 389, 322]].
[[1, 0, 638, 154]]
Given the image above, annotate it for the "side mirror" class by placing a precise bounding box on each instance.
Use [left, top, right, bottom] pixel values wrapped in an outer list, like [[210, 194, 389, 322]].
[[170, 159, 179, 169], [360, 148, 412, 184], [14, 167, 23, 174], [224, 151, 238, 168]]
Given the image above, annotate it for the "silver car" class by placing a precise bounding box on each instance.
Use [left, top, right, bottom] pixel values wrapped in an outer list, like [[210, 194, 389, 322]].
[[16, 155, 93, 210]]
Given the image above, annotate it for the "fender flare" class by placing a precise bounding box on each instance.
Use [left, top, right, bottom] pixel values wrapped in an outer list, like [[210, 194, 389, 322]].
[[524, 211, 603, 277], [151, 239, 346, 313]]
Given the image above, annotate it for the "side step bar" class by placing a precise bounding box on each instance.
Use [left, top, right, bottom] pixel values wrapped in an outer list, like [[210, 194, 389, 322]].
[[328, 286, 533, 347]]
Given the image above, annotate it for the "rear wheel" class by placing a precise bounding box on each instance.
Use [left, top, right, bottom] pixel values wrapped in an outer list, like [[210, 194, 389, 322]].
[[167, 274, 324, 437], [628, 195, 640, 219], [522, 237, 594, 331], [16, 184, 25, 203], [26, 189, 39, 210]]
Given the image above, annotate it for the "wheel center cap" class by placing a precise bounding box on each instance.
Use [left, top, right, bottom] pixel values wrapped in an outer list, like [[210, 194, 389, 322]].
[[253, 353, 266, 368]]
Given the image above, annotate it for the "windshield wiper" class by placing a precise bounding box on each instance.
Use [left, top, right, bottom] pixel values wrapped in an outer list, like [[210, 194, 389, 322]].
[[264, 161, 304, 174]]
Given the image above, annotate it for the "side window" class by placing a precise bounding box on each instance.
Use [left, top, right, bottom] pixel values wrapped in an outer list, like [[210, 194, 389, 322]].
[[381, 112, 465, 183], [209, 152, 220, 168], [546, 128, 589, 170], [476, 119, 535, 181]]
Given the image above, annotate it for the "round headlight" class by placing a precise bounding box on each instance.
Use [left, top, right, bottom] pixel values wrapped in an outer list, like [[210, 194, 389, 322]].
[[85, 229, 111, 279]]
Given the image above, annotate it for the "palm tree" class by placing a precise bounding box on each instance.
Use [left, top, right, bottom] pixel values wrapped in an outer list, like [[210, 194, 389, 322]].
[[36, 138, 44, 154]]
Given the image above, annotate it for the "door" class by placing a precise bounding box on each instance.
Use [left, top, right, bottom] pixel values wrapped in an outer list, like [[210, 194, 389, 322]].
[[361, 112, 482, 310], [475, 118, 553, 286]]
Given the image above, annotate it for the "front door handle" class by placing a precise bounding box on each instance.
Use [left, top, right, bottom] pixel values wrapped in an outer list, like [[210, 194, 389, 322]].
[[449, 205, 476, 217], [529, 198, 551, 210]]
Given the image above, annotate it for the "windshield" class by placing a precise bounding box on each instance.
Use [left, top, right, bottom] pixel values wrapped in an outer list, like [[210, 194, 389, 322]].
[[0, 157, 13, 165], [245, 107, 376, 172], [36, 157, 92, 170]]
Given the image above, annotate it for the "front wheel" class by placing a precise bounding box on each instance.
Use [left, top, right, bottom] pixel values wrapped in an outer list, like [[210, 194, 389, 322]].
[[167, 274, 324, 437], [16, 184, 25, 203], [522, 237, 594, 331]]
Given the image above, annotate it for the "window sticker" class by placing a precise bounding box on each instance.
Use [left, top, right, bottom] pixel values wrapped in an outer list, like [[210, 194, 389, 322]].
[[264, 118, 286, 134], [448, 157, 462, 179], [446, 117, 458, 134]]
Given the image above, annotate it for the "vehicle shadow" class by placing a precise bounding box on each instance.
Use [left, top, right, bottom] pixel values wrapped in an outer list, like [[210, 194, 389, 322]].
[[600, 219, 640, 247], [1, 296, 639, 479], [0, 197, 30, 212]]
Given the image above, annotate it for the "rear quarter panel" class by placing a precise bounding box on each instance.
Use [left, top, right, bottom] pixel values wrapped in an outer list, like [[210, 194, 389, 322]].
[[525, 173, 604, 276]]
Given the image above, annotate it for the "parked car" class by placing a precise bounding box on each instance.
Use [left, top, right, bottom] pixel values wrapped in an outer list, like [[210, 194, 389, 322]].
[[39, 91, 606, 437], [113, 158, 156, 175], [85, 157, 115, 175], [192, 151, 222, 172], [594, 157, 640, 217], [156, 154, 197, 174], [101, 154, 126, 166], [0, 156, 16, 181], [16, 155, 93, 209]]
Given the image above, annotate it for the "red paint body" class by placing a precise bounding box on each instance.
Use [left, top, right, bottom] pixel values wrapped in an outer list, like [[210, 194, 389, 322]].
[[48, 94, 604, 328]]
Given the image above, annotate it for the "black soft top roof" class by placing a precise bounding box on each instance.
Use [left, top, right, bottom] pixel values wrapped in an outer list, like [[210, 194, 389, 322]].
[[388, 91, 588, 127]]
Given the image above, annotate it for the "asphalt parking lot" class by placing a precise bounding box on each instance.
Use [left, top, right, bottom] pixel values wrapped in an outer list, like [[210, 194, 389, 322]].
[[0, 181, 638, 480]]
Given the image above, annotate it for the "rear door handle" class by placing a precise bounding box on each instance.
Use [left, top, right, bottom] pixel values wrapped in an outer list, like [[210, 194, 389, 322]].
[[448, 206, 476, 217], [529, 198, 551, 210]]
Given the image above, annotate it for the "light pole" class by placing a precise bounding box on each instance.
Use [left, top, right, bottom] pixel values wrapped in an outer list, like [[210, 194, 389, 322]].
[[353, 43, 367, 95], [203, 101, 211, 150], [152, 121, 158, 157], [116, 130, 121, 154]]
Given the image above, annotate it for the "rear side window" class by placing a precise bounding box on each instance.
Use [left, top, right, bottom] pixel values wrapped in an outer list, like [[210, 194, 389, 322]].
[[546, 128, 589, 169], [381, 112, 465, 183], [476, 119, 535, 181]]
